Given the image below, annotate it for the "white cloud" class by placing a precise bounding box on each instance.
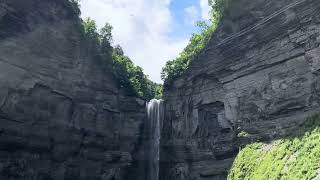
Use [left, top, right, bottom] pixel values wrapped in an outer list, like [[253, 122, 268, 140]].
[[184, 6, 199, 25], [80, 0, 188, 83], [200, 0, 211, 21]]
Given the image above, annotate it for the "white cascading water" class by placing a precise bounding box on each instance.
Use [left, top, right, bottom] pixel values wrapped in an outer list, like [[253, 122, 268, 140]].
[[147, 99, 163, 180]]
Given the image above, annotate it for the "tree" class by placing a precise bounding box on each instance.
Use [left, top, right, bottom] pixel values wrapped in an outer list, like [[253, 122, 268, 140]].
[[100, 23, 113, 51], [111, 44, 163, 100], [83, 17, 99, 42], [100, 23, 113, 43], [100, 23, 114, 55], [81, 17, 162, 100], [113, 45, 124, 56], [196, 21, 210, 32], [161, 0, 228, 85]]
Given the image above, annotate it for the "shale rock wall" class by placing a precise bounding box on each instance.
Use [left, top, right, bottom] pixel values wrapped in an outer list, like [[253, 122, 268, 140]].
[[0, 1, 147, 180], [161, 0, 320, 179]]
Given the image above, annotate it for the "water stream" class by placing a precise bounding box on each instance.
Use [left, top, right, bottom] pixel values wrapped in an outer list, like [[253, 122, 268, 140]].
[[146, 99, 163, 180]]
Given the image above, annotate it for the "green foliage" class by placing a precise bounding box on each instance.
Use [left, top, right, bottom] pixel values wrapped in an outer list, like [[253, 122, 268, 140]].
[[161, 24, 217, 83], [209, 0, 230, 25], [83, 18, 100, 41], [161, 32, 206, 83], [100, 23, 113, 43], [112, 46, 162, 100], [100, 23, 113, 51], [228, 115, 320, 180], [81, 18, 162, 100], [153, 83, 163, 99], [161, 0, 229, 84]]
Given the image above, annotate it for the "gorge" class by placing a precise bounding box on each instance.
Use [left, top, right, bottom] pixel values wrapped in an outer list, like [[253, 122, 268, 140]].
[[1, 0, 320, 180]]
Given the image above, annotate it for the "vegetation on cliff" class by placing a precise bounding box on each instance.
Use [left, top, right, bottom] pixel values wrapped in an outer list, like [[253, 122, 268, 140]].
[[70, 0, 229, 97], [68, 0, 162, 100], [82, 18, 162, 100], [111, 44, 163, 100], [228, 115, 320, 180], [161, 0, 231, 85]]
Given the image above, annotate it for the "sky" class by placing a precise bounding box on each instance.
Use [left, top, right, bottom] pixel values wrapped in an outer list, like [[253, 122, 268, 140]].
[[80, 0, 211, 83]]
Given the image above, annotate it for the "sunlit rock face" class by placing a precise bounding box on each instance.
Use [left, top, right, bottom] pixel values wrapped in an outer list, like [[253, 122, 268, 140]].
[[161, 0, 320, 179], [0, 1, 147, 180]]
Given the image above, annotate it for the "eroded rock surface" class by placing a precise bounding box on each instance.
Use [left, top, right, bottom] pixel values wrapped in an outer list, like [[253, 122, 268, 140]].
[[161, 0, 320, 179], [0, 1, 147, 180], [2, 0, 320, 180]]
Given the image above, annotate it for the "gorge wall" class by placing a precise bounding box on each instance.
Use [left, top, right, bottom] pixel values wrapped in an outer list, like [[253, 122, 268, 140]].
[[161, 0, 320, 179], [0, 1, 148, 180], [1, 0, 320, 180]]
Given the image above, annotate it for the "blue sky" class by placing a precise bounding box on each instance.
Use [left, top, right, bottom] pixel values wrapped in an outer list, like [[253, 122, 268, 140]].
[[80, 0, 211, 83], [169, 0, 209, 38]]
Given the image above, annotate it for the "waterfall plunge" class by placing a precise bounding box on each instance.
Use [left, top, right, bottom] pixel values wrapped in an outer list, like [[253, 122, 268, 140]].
[[147, 99, 163, 180]]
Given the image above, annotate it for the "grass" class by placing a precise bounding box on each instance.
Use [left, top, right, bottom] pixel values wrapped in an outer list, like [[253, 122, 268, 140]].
[[228, 114, 320, 180]]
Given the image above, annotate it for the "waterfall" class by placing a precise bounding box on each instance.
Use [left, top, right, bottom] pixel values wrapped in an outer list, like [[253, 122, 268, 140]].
[[147, 99, 163, 180]]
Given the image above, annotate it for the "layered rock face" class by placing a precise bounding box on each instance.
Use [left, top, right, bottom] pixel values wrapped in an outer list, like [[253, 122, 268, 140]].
[[2, 0, 320, 179], [161, 0, 320, 179], [0, 1, 147, 180]]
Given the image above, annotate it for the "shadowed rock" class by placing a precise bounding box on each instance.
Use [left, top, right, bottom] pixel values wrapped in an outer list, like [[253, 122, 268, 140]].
[[161, 0, 320, 179], [0, 1, 147, 180]]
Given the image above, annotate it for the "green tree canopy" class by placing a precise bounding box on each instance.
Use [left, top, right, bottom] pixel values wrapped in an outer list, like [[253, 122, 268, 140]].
[[161, 0, 229, 85], [83, 17, 99, 41], [81, 17, 162, 100], [100, 23, 113, 52]]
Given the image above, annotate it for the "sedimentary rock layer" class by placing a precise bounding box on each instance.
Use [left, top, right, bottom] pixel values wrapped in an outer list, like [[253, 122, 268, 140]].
[[0, 1, 147, 179], [161, 0, 320, 179]]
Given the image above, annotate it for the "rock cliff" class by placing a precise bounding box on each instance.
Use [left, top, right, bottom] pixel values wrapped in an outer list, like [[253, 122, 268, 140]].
[[161, 0, 320, 179], [0, 0, 147, 180], [2, 0, 320, 179]]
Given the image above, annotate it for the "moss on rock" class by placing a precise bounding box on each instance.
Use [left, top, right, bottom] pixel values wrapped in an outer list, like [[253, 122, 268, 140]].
[[228, 115, 320, 180]]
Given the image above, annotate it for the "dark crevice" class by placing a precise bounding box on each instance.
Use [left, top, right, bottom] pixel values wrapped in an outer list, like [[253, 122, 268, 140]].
[[0, 111, 24, 124]]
